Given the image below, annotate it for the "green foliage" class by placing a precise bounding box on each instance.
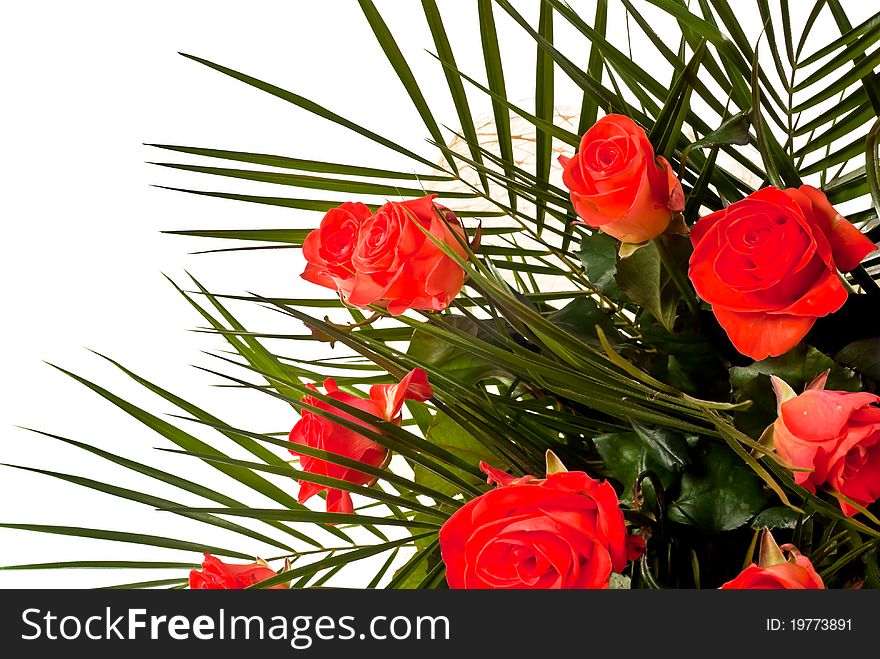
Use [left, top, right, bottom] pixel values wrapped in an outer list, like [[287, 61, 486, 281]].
[[407, 316, 512, 387], [413, 413, 502, 499], [547, 298, 620, 346], [593, 431, 682, 505], [835, 337, 880, 382], [616, 241, 680, 332], [668, 442, 766, 533], [577, 232, 621, 298], [751, 507, 802, 530]]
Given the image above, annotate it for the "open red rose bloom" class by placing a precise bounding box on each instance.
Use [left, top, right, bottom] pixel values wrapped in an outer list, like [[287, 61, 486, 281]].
[[560, 113, 684, 243], [289, 368, 433, 514], [773, 380, 880, 517], [439, 462, 628, 589], [301, 195, 467, 315], [189, 553, 284, 590], [688, 186, 875, 360]]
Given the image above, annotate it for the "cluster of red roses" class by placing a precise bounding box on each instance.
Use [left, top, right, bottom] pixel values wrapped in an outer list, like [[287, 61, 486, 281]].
[[189, 114, 878, 591], [561, 115, 880, 520], [301, 195, 468, 316], [562, 114, 876, 360], [191, 459, 826, 590]]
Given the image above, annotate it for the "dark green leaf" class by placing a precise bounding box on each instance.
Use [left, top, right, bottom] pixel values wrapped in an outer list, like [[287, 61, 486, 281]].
[[151, 162, 474, 199], [615, 241, 679, 332], [387, 537, 441, 589], [593, 431, 680, 505], [729, 345, 860, 391], [100, 578, 189, 590], [534, 0, 554, 233], [630, 421, 691, 473], [0, 561, 197, 571], [166, 508, 440, 529], [407, 316, 512, 386], [866, 118, 880, 221], [251, 533, 435, 589], [751, 507, 802, 530], [0, 524, 253, 560], [684, 110, 751, 153], [640, 317, 728, 398], [578, 232, 620, 298], [165, 229, 311, 244], [798, 10, 880, 66], [835, 337, 880, 381], [668, 442, 766, 533], [2, 463, 296, 554]]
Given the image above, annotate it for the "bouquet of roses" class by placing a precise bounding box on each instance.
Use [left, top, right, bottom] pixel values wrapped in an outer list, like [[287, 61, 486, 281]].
[[4, 0, 879, 591]]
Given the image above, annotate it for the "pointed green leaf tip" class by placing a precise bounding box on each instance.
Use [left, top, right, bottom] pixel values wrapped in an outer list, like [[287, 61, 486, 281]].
[[545, 449, 568, 476], [758, 527, 786, 567], [769, 374, 797, 416]]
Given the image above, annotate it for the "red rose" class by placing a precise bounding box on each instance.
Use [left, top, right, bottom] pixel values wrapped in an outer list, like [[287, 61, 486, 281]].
[[301, 195, 467, 315], [688, 186, 876, 360], [301, 201, 372, 300], [559, 114, 684, 243], [189, 553, 284, 589], [439, 462, 627, 589], [771, 375, 880, 516], [289, 368, 432, 514]]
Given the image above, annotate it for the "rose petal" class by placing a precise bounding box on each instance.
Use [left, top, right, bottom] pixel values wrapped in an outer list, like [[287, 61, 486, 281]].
[[780, 390, 880, 442], [797, 185, 877, 271], [658, 155, 684, 212], [325, 489, 355, 514], [368, 368, 433, 420], [711, 307, 816, 360]]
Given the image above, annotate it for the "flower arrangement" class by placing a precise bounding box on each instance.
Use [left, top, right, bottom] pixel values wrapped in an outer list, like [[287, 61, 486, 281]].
[[4, 0, 880, 591]]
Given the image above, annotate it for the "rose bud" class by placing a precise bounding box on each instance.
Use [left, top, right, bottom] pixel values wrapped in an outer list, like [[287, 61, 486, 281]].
[[770, 374, 880, 516], [559, 114, 684, 244], [688, 185, 876, 360], [439, 461, 628, 589], [302, 195, 468, 315], [289, 368, 432, 514], [189, 553, 286, 589], [720, 528, 824, 589]]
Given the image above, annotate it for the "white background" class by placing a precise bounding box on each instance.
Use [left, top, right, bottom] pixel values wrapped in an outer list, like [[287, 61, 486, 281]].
[[0, 0, 869, 588]]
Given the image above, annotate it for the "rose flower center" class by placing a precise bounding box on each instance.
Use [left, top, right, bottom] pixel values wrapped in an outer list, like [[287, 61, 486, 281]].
[[585, 137, 629, 175]]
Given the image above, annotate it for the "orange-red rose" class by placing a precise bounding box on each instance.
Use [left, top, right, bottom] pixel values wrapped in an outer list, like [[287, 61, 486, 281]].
[[559, 114, 684, 243], [189, 553, 284, 589], [771, 376, 880, 516], [439, 462, 627, 589], [302, 201, 372, 301], [289, 369, 432, 514], [720, 547, 824, 589], [688, 185, 876, 360], [302, 195, 467, 315]]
